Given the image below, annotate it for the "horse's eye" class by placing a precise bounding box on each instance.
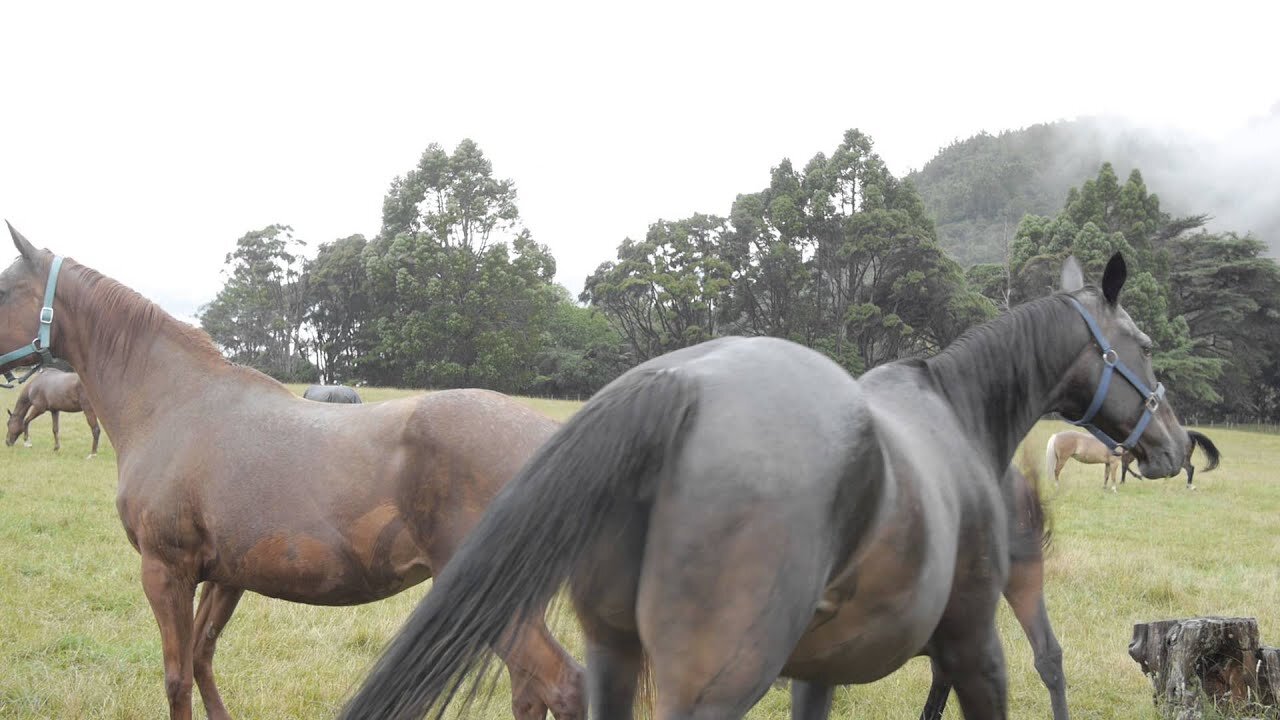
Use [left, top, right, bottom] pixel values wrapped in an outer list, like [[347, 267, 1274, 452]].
[[1142, 346, 1153, 358]]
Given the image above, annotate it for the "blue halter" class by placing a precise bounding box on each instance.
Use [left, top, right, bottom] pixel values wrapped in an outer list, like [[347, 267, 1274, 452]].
[[1064, 296, 1165, 452], [0, 255, 64, 388]]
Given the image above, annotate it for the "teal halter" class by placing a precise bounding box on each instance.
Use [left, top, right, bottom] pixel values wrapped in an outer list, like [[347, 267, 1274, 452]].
[[0, 255, 64, 388]]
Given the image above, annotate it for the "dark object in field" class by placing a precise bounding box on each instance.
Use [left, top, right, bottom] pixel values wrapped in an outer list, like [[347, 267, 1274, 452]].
[[1121, 429, 1222, 489], [339, 253, 1191, 720], [1130, 616, 1280, 718], [0, 225, 585, 720], [6, 367, 101, 456], [918, 465, 1068, 720], [302, 384, 362, 404]]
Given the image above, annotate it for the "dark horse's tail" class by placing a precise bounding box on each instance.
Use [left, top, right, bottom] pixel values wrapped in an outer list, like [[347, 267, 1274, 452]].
[[1009, 453, 1053, 562], [340, 368, 697, 720], [1188, 429, 1221, 471]]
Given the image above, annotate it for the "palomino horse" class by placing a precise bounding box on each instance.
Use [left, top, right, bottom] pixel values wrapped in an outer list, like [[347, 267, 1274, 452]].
[[5, 366, 101, 456], [303, 384, 362, 403], [0, 226, 584, 720], [1045, 430, 1128, 490], [1120, 429, 1221, 489], [341, 253, 1189, 720], [916, 465, 1067, 720]]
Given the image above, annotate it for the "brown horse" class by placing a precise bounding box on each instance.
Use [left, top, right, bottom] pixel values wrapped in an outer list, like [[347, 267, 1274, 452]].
[[1044, 430, 1129, 491], [5, 367, 101, 456], [0, 226, 584, 720], [340, 253, 1189, 719]]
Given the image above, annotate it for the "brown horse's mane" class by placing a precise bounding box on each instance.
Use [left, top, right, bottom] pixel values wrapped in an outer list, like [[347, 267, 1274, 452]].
[[63, 259, 284, 390]]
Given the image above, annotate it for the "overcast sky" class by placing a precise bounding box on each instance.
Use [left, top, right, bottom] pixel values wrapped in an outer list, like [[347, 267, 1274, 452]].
[[2, 1, 1276, 324]]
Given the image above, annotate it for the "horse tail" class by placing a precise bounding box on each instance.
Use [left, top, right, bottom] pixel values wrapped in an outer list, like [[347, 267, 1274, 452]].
[[339, 367, 698, 720], [1013, 451, 1054, 562], [1188, 429, 1221, 472]]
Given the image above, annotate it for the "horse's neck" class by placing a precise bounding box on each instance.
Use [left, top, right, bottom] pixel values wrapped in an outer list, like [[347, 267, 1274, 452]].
[[925, 297, 1084, 472], [54, 291, 228, 453]]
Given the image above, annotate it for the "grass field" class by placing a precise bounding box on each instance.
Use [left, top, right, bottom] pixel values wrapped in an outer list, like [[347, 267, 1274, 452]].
[[1, 382, 1278, 719]]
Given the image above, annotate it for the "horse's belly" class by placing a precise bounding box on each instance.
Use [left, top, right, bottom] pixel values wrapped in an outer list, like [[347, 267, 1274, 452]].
[[210, 511, 432, 606]]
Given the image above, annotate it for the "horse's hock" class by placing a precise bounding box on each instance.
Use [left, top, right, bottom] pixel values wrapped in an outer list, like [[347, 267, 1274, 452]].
[[1130, 616, 1280, 718]]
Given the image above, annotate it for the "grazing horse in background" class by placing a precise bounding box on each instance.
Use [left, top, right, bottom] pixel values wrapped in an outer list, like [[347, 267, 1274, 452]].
[[917, 465, 1067, 720], [303, 384, 362, 404], [340, 253, 1189, 720], [1045, 430, 1129, 491], [0, 226, 584, 720], [5, 367, 101, 456], [1121, 429, 1221, 489]]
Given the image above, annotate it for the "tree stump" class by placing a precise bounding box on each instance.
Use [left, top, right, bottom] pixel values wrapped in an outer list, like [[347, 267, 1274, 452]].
[[1130, 616, 1280, 719]]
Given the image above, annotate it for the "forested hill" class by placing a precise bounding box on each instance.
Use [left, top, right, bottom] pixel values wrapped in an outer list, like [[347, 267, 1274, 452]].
[[909, 110, 1280, 266]]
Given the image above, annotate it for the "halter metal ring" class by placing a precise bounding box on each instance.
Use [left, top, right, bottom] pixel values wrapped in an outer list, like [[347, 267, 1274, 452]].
[[1145, 393, 1161, 412], [1102, 348, 1118, 366]]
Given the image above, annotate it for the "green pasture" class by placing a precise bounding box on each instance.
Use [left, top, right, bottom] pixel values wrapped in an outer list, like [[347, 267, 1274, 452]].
[[1, 382, 1277, 718]]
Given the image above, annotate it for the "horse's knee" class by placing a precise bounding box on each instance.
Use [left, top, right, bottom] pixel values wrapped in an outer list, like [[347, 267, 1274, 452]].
[[164, 670, 193, 706]]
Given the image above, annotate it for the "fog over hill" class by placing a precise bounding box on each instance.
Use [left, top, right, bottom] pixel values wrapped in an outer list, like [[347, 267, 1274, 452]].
[[910, 103, 1280, 266]]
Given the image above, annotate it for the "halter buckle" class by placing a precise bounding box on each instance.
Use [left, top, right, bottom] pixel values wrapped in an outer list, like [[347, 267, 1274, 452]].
[[39, 306, 53, 324], [1145, 392, 1161, 412]]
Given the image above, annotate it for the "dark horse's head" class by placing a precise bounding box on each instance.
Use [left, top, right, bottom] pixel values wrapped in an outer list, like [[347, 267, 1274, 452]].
[[1055, 253, 1188, 478]]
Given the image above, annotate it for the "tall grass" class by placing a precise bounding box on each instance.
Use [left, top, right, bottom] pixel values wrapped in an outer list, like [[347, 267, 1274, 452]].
[[0, 382, 1275, 718]]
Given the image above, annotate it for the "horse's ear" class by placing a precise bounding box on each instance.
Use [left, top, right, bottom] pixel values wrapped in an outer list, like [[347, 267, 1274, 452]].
[[1059, 256, 1085, 293], [1102, 252, 1127, 305], [5, 409, 10, 417], [7, 222, 38, 264]]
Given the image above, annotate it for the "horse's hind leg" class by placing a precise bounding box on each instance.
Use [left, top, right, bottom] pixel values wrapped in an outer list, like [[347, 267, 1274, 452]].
[[500, 618, 585, 720], [1186, 462, 1195, 490], [791, 680, 833, 720], [192, 581, 244, 720], [583, 631, 645, 720], [50, 410, 60, 451], [639, 503, 825, 719], [919, 656, 952, 720], [930, 621, 1007, 720]]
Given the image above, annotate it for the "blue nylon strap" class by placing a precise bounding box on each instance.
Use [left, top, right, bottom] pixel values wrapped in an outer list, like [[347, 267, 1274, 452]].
[[0, 256, 64, 386], [1063, 295, 1164, 452]]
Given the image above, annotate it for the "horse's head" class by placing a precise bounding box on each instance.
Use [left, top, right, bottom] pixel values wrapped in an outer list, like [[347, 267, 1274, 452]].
[[5, 409, 22, 447], [0, 224, 59, 379], [1055, 252, 1189, 478]]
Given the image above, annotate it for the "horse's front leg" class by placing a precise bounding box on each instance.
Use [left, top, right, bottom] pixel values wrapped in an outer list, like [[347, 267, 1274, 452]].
[[140, 553, 198, 720], [50, 409, 60, 451], [1005, 559, 1069, 719], [919, 655, 953, 720], [84, 408, 101, 458], [21, 405, 43, 447], [192, 582, 244, 720]]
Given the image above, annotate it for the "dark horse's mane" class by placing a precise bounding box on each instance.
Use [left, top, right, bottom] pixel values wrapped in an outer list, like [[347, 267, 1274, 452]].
[[919, 290, 1084, 469]]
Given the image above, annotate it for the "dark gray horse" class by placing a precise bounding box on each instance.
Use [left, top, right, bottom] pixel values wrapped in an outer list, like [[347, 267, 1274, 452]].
[[340, 254, 1189, 720], [302, 384, 362, 404]]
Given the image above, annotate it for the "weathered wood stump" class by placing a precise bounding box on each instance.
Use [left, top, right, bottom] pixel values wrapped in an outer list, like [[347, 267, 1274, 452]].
[[1130, 616, 1280, 718]]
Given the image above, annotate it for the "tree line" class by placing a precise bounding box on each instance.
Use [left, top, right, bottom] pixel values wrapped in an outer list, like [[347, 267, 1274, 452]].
[[199, 133, 1280, 421]]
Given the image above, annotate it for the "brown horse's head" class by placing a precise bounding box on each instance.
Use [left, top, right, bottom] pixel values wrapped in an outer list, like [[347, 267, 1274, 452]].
[[0, 224, 57, 378], [1055, 253, 1189, 478], [5, 408, 23, 447]]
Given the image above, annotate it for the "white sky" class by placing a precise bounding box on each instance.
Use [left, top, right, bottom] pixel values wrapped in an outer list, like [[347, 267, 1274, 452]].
[[2, 0, 1276, 323]]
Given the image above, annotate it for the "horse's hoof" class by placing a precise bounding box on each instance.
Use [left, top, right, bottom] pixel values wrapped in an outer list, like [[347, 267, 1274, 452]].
[[85, 454, 96, 460], [1187, 484, 1197, 491], [23, 442, 32, 448]]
